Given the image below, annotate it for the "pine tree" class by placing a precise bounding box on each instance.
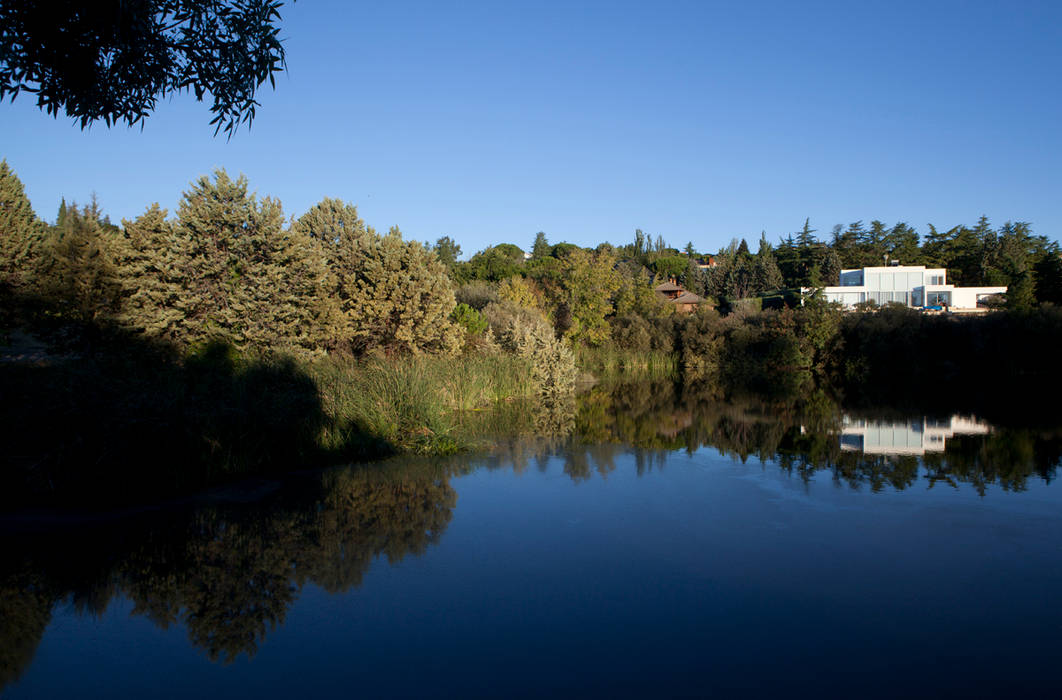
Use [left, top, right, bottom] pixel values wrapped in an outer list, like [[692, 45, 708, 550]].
[[753, 233, 784, 294], [38, 197, 123, 323], [291, 197, 369, 255], [885, 222, 921, 265], [332, 223, 460, 355], [112, 204, 188, 343], [432, 236, 461, 269], [531, 231, 550, 259], [170, 171, 334, 352], [0, 159, 45, 291]]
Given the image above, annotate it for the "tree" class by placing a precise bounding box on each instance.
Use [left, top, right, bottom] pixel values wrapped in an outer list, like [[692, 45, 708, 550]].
[[558, 248, 618, 347], [38, 196, 123, 323], [531, 231, 550, 259], [333, 224, 461, 355], [460, 244, 524, 282], [149, 170, 336, 351], [291, 198, 369, 252], [651, 254, 689, 281], [432, 236, 461, 269], [0, 159, 44, 290], [0, 1, 291, 137], [753, 233, 784, 293]]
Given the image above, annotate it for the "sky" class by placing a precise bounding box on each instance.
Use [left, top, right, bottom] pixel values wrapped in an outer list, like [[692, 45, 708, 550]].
[[3, 0, 1061, 256]]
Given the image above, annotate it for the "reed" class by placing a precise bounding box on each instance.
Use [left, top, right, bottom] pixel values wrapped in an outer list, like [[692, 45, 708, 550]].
[[575, 346, 679, 382]]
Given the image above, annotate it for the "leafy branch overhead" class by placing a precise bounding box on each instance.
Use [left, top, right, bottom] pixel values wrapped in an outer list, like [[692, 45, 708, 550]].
[[0, 0, 291, 137]]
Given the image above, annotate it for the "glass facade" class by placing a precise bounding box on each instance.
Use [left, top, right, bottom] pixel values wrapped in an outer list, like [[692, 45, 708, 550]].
[[926, 291, 952, 306]]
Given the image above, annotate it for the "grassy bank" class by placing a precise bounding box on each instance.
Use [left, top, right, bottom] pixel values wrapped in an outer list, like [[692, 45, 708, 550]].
[[311, 354, 537, 455], [0, 342, 544, 507]]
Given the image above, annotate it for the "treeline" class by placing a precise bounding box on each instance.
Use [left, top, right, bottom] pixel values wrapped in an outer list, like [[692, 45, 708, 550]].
[[5, 158, 1062, 501]]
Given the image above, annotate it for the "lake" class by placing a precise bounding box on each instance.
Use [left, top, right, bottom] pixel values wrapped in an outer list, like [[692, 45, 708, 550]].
[[2, 383, 1060, 698]]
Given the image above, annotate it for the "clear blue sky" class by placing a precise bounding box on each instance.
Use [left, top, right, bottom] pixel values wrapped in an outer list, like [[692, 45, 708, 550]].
[[3, 0, 1061, 256]]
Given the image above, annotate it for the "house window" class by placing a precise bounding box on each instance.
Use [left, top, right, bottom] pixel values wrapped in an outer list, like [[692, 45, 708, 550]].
[[928, 274, 944, 285], [927, 291, 951, 306]]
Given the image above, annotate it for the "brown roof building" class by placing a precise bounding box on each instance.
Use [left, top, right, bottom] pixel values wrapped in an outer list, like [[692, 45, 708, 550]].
[[655, 281, 705, 313]]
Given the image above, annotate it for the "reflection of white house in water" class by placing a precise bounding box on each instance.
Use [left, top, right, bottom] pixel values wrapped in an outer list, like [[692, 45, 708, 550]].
[[821, 265, 1006, 310], [839, 416, 991, 455]]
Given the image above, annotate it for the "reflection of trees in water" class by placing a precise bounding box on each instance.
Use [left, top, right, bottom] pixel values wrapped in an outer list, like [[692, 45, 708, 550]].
[[3, 384, 1062, 687], [473, 381, 1062, 494], [0, 461, 459, 683], [565, 381, 1062, 494], [0, 569, 52, 690]]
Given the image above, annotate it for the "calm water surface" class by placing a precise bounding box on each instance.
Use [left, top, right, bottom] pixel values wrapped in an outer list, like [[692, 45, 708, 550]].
[[3, 386, 1061, 698]]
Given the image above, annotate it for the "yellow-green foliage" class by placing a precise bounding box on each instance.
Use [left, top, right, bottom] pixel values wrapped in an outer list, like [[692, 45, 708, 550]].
[[38, 199, 123, 324], [558, 248, 619, 347], [482, 300, 577, 398], [296, 199, 462, 356], [0, 160, 45, 292], [340, 227, 461, 355], [497, 275, 546, 311], [114, 171, 336, 354], [310, 354, 536, 453]]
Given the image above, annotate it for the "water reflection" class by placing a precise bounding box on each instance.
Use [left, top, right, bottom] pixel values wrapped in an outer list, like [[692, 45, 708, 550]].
[[0, 462, 458, 687], [838, 415, 991, 455], [2, 381, 1061, 690]]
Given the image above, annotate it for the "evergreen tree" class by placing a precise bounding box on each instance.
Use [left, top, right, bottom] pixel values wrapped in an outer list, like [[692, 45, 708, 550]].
[[753, 233, 784, 293], [532, 231, 550, 259], [169, 171, 335, 351], [432, 236, 461, 270], [112, 204, 187, 342], [862, 220, 889, 267], [1034, 247, 1062, 306], [0, 159, 45, 291], [39, 197, 123, 323], [333, 224, 460, 355], [884, 222, 921, 265], [291, 197, 370, 254], [775, 234, 800, 288], [833, 220, 864, 269]]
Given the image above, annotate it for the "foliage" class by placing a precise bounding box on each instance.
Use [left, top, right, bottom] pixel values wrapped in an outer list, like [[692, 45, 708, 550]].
[[482, 300, 576, 398], [37, 198, 123, 324], [497, 275, 545, 311], [333, 226, 461, 356], [0, 160, 44, 291], [432, 236, 461, 269], [454, 280, 499, 311], [557, 248, 618, 347], [451, 303, 488, 336], [0, 0, 291, 136], [457, 244, 525, 282]]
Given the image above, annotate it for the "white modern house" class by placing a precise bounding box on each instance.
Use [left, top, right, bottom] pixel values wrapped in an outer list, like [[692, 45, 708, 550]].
[[820, 265, 1006, 310]]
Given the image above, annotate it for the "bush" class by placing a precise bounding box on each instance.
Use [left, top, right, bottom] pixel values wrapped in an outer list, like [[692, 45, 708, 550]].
[[483, 300, 576, 398], [455, 281, 499, 311]]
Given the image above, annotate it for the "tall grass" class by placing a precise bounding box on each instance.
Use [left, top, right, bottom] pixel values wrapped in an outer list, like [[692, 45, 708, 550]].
[[575, 346, 678, 383], [310, 354, 537, 454]]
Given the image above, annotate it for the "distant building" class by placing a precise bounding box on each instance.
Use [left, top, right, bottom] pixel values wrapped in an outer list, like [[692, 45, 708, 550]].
[[655, 280, 705, 313], [819, 265, 1006, 311]]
